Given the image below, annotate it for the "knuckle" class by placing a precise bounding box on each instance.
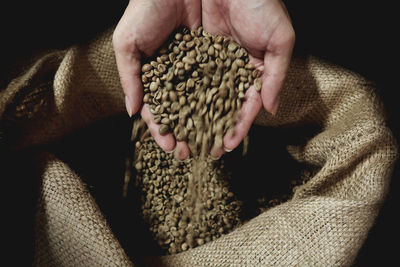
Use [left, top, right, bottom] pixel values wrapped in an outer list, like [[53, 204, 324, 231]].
[[112, 28, 122, 49], [112, 28, 134, 53], [287, 26, 296, 44], [277, 27, 295, 49]]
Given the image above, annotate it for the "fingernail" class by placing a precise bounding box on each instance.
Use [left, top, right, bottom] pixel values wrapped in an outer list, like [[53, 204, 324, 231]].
[[125, 95, 132, 117], [224, 148, 233, 152], [210, 155, 221, 161], [174, 147, 188, 162], [166, 147, 176, 154]]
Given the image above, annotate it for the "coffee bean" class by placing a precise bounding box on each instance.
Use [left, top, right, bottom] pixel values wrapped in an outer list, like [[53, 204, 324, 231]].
[[150, 61, 158, 68], [175, 33, 183, 41], [207, 45, 215, 56], [183, 56, 196, 65], [143, 93, 151, 103], [169, 91, 177, 102], [140, 26, 258, 161], [245, 63, 255, 70], [254, 78, 262, 92], [238, 68, 247, 77], [227, 42, 238, 52], [154, 115, 162, 124], [161, 117, 170, 125], [142, 64, 152, 72], [159, 124, 169, 135], [150, 81, 158, 92], [183, 34, 192, 42], [171, 102, 180, 113], [252, 69, 262, 79], [215, 35, 224, 44], [179, 96, 186, 106], [176, 82, 186, 91]]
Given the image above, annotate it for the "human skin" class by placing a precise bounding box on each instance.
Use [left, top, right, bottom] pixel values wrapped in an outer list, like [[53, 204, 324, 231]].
[[113, 0, 201, 160], [202, 0, 295, 158], [113, 0, 294, 160]]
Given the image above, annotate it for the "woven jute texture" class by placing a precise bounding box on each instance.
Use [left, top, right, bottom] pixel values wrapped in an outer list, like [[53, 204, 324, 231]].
[[0, 28, 397, 266]]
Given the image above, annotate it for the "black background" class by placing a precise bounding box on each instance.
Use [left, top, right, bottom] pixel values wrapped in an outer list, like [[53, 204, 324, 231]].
[[2, 1, 398, 265]]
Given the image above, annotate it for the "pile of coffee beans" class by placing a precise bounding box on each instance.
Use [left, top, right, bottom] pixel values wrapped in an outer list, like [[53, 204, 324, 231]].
[[134, 136, 243, 254], [141, 26, 262, 157], [128, 125, 293, 255], [127, 27, 288, 256]]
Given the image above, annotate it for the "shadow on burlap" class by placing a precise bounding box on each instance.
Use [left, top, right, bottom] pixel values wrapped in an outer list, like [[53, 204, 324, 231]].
[[0, 28, 397, 266]]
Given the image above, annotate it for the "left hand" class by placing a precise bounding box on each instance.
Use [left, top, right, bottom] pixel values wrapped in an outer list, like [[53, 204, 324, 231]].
[[113, 0, 201, 160]]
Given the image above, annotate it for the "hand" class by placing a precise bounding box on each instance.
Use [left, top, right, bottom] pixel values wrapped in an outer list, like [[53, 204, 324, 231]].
[[113, 0, 201, 160], [202, 0, 295, 159]]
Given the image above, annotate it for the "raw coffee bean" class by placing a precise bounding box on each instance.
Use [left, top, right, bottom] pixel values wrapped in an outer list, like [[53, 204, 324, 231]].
[[183, 56, 196, 65], [157, 64, 167, 73], [186, 78, 195, 89], [140, 26, 258, 158], [207, 46, 215, 56], [215, 35, 224, 44], [235, 58, 244, 67], [252, 69, 262, 79], [175, 32, 183, 40], [159, 124, 169, 135], [150, 81, 158, 92], [165, 82, 173, 91], [183, 34, 192, 42], [238, 68, 247, 77], [143, 93, 151, 103], [245, 63, 255, 70], [150, 61, 158, 68], [162, 91, 169, 102], [162, 101, 171, 108], [161, 118, 170, 125], [254, 78, 262, 92], [142, 64, 152, 72], [176, 82, 186, 91], [169, 91, 177, 102], [171, 102, 180, 113], [144, 70, 154, 79], [154, 115, 162, 124], [179, 96, 186, 106]]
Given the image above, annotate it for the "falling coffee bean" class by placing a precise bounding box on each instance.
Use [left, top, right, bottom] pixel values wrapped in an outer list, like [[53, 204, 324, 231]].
[[140, 26, 260, 157]]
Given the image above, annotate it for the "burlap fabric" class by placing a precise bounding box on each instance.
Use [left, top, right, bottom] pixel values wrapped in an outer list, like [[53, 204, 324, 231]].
[[0, 28, 397, 266]]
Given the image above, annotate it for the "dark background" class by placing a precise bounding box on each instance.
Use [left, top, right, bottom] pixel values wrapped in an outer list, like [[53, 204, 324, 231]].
[[2, 1, 398, 265]]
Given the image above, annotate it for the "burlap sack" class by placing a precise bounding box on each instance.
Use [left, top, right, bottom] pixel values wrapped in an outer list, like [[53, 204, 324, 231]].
[[0, 28, 397, 266]]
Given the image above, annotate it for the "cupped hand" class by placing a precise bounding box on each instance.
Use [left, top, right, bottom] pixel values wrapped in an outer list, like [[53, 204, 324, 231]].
[[113, 0, 200, 160], [202, 0, 295, 159]]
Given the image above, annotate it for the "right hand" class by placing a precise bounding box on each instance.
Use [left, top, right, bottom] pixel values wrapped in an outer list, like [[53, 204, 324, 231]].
[[202, 0, 295, 159], [113, 0, 200, 159]]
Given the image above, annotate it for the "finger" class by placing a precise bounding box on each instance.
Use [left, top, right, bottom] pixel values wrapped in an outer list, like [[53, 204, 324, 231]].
[[174, 141, 191, 161], [141, 104, 176, 152], [223, 87, 262, 151], [262, 25, 295, 114], [201, 1, 230, 36], [210, 144, 225, 160], [181, 0, 202, 30], [113, 41, 143, 117]]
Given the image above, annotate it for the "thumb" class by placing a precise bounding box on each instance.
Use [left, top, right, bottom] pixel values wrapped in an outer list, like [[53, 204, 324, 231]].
[[261, 26, 294, 114], [114, 46, 143, 117], [112, 22, 143, 117], [260, 52, 289, 115]]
